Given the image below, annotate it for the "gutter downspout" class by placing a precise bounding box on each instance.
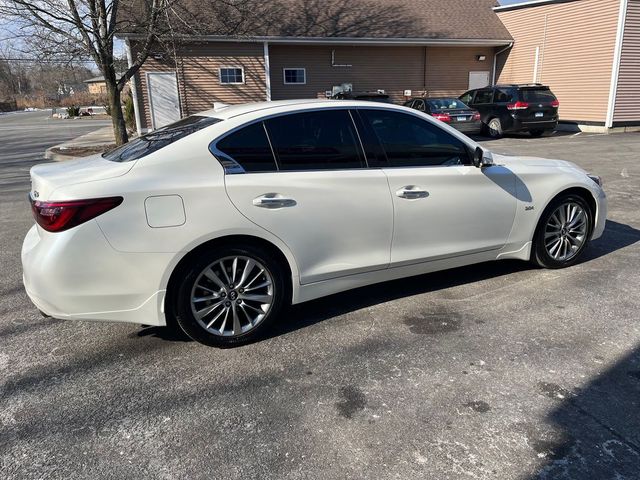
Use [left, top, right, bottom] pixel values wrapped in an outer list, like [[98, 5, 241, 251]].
[[263, 42, 271, 101], [492, 42, 513, 85], [606, 0, 628, 129], [125, 39, 143, 135]]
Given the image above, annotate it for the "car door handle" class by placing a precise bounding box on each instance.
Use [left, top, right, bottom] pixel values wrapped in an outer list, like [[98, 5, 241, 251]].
[[252, 194, 297, 209], [396, 186, 429, 200]]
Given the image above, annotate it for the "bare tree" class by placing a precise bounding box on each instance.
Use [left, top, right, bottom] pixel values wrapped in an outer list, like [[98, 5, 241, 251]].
[[0, 0, 172, 144]]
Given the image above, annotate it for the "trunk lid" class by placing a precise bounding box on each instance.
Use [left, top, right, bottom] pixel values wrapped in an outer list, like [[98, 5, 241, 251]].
[[30, 154, 135, 201]]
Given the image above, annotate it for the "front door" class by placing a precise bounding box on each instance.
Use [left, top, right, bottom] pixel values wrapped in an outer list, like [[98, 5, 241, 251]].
[[469, 71, 490, 90], [357, 108, 516, 266], [147, 72, 180, 129], [221, 109, 393, 284]]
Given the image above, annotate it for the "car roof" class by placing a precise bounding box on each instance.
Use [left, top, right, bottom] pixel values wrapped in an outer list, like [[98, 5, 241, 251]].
[[196, 99, 409, 120]]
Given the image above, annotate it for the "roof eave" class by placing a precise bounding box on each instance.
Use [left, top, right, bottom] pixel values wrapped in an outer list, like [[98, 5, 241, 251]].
[[116, 33, 513, 46], [493, 0, 577, 13]]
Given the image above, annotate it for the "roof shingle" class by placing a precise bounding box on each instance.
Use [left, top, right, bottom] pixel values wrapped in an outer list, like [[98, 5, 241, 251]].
[[118, 0, 512, 41]]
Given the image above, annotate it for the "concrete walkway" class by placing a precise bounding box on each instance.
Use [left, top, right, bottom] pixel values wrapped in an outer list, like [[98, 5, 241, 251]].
[[44, 126, 116, 161]]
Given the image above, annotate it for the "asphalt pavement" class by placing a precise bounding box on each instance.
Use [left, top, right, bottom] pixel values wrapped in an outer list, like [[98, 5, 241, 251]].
[[1, 116, 639, 479]]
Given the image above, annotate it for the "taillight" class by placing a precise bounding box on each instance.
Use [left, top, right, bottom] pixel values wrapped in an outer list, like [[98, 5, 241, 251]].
[[30, 196, 123, 232], [472, 112, 481, 121], [432, 113, 451, 122], [551, 99, 560, 108], [507, 101, 530, 110]]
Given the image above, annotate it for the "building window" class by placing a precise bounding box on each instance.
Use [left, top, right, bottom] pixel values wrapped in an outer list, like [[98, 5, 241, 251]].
[[283, 68, 306, 85], [219, 67, 244, 84]]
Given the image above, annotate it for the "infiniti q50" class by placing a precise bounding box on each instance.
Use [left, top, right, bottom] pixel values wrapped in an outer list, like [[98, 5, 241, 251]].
[[22, 100, 606, 347]]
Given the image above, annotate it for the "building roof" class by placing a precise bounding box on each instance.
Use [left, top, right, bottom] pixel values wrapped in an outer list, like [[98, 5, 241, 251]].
[[118, 0, 512, 43], [83, 73, 125, 84]]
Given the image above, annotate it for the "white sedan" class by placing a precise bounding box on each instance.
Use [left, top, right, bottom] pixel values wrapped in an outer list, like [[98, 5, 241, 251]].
[[22, 100, 607, 347]]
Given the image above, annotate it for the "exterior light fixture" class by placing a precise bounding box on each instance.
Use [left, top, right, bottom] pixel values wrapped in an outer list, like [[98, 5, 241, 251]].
[[477, 55, 487, 61]]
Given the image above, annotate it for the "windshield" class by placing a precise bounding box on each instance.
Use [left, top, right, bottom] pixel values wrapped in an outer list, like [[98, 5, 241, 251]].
[[427, 98, 470, 110], [103, 115, 222, 162]]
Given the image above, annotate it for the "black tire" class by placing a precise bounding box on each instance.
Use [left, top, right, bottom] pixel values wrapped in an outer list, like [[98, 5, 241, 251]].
[[532, 194, 593, 269], [487, 118, 503, 138], [530, 129, 545, 137], [173, 243, 287, 347]]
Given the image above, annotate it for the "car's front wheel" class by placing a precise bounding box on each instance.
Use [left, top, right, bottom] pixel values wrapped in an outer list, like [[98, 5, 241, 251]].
[[532, 194, 592, 269], [173, 244, 287, 347]]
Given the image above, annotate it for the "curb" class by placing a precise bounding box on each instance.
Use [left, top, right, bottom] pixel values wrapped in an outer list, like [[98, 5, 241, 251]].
[[44, 146, 80, 162]]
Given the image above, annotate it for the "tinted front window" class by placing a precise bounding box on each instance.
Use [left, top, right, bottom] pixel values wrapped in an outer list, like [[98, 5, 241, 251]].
[[216, 122, 277, 172], [522, 89, 557, 103], [459, 92, 473, 104], [103, 116, 221, 162], [360, 110, 469, 167], [265, 110, 365, 171], [474, 89, 494, 104]]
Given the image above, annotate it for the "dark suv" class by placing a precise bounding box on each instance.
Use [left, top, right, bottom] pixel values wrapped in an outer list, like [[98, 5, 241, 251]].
[[459, 84, 559, 138]]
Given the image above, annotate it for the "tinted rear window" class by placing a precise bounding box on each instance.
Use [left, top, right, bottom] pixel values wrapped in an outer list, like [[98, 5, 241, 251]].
[[522, 89, 557, 103], [103, 116, 222, 162], [426, 98, 469, 110]]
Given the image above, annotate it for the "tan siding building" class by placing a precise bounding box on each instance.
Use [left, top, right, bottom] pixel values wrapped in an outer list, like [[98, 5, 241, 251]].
[[119, 0, 513, 133], [613, 0, 640, 124], [495, 0, 640, 130]]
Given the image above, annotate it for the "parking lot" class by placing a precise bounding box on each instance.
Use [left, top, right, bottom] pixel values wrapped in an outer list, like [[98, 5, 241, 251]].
[[1, 114, 639, 479]]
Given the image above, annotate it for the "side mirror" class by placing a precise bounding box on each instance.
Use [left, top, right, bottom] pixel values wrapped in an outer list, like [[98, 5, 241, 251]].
[[473, 147, 493, 168]]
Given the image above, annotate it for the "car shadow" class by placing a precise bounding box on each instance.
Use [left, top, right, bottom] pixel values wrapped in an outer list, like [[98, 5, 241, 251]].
[[146, 220, 638, 345], [524, 344, 640, 479], [469, 130, 575, 142], [268, 219, 639, 341]]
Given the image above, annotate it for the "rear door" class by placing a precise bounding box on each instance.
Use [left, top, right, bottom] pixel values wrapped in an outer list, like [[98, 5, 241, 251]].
[[519, 88, 559, 123], [221, 109, 393, 284], [356, 108, 517, 265]]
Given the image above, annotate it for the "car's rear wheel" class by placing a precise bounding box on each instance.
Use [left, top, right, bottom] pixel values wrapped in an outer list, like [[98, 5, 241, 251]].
[[487, 118, 503, 138], [173, 244, 287, 347], [530, 129, 545, 137], [532, 194, 592, 269]]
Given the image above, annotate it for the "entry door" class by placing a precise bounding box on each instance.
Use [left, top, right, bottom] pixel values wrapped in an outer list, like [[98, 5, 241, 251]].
[[356, 108, 516, 266], [147, 72, 180, 129], [469, 71, 490, 90], [385, 165, 517, 265], [221, 110, 394, 284]]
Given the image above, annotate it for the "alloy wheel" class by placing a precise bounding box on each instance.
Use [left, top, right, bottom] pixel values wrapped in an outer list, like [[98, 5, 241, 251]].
[[544, 202, 588, 262], [190, 256, 274, 337]]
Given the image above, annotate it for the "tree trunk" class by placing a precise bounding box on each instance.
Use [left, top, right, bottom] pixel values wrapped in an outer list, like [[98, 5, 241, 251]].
[[107, 86, 128, 145]]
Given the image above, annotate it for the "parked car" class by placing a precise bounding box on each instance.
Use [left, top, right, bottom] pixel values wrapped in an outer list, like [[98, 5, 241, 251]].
[[23, 100, 606, 347], [459, 84, 559, 138], [405, 97, 481, 134], [332, 91, 392, 103]]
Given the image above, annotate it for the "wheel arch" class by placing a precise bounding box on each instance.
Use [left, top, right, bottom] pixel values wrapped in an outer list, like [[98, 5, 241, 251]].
[[533, 186, 598, 245], [163, 234, 296, 330]]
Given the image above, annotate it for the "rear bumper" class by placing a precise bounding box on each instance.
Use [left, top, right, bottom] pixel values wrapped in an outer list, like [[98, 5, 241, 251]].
[[21, 222, 174, 326], [510, 118, 558, 132], [453, 121, 482, 134]]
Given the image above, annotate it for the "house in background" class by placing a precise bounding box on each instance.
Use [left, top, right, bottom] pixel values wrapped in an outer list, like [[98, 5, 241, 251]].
[[84, 75, 109, 95], [495, 0, 640, 132], [117, 0, 513, 132], [83, 73, 126, 95]]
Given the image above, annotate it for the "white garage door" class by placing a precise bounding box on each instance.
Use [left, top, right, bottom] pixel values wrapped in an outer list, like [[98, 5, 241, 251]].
[[147, 72, 180, 129]]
